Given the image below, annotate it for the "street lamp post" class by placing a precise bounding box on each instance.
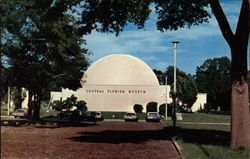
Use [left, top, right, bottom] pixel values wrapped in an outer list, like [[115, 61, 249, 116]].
[[7, 86, 10, 116], [171, 41, 180, 127], [165, 77, 168, 120]]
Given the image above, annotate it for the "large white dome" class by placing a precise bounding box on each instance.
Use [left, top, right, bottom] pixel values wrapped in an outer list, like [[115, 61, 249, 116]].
[[81, 54, 159, 86]]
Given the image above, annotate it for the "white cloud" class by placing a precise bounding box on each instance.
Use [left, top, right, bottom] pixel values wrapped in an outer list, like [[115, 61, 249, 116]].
[[85, 30, 171, 59], [153, 61, 169, 71], [140, 56, 158, 62]]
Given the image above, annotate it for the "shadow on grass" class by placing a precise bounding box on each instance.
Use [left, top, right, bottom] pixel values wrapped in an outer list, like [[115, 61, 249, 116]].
[[69, 128, 170, 144], [166, 126, 230, 147], [210, 111, 231, 115]]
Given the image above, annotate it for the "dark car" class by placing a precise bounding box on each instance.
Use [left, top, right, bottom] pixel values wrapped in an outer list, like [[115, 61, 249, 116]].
[[12, 108, 28, 118], [88, 111, 104, 121], [145, 112, 161, 122], [59, 109, 86, 121], [124, 112, 138, 122]]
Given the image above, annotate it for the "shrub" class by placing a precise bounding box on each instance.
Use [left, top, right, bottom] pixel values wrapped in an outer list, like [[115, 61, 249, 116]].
[[198, 103, 211, 113], [146, 102, 157, 112], [52, 95, 87, 111], [76, 100, 87, 111], [159, 104, 166, 115], [133, 104, 143, 113], [51, 100, 64, 111]]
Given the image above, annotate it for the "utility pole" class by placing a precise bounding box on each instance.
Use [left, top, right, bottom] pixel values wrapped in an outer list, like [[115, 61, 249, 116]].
[[171, 41, 180, 127], [7, 86, 10, 116], [165, 77, 168, 120]]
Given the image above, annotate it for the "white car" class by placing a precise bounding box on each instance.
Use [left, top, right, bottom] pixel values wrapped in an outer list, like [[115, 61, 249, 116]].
[[145, 112, 161, 122], [88, 111, 104, 121], [12, 109, 28, 118], [124, 112, 138, 122]]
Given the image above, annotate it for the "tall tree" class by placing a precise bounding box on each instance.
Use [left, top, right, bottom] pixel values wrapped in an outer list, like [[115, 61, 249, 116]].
[[78, 0, 249, 149], [166, 66, 197, 109], [153, 69, 165, 85], [153, 67, 198, 108], [1, 0, 89, 121], [195, 57, 231, 111]]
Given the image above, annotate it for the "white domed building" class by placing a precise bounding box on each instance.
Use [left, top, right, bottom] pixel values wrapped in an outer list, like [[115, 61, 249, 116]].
[[51, 54, 171, 112]]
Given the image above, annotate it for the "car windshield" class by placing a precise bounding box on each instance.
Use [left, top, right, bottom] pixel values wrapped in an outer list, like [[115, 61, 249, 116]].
[[148, 113, 159, 117]]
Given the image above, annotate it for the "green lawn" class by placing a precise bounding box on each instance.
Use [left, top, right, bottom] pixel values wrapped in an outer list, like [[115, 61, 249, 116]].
[[1, 105, 12, 116], [40, 108, 59, 118], [163, 113, 250, 159], [180, 112, 231, 123], [1, 108, 8, 115]]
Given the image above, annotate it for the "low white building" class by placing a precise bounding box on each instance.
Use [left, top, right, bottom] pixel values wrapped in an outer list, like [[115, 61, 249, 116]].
[[192, 93, 207, 112]]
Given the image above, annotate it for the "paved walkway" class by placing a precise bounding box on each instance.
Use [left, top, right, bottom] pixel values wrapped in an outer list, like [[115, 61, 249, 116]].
[[1, 121, 181, 159]]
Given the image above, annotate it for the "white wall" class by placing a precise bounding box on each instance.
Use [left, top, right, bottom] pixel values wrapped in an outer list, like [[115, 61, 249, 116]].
[[192, 93, 207, 112], [51, 85, 171, 112]]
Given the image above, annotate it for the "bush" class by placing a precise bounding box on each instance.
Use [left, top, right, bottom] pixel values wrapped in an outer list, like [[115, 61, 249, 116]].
[[51, 100, 64, 111], [146, 102, 157, 112], [133, 104, 143, 113], [76, 100, 87, 111], [198, 103, 211, 113], [159, 104, 166, 115], [52, 95, 87, 111]]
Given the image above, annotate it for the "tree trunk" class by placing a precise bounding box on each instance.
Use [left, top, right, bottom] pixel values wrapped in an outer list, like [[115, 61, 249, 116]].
[[27, 90, 34, 122], [230, 44, 250, 149], [33, 94, 41, 121], [211, 0, 249, 149]]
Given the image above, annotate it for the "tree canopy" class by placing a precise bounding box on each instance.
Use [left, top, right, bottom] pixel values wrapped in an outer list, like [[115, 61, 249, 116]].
[[153, 67, 197, 108], [0, 0, 89, 120], [165, 66, 197, 108], [195, 57, 231, 110]]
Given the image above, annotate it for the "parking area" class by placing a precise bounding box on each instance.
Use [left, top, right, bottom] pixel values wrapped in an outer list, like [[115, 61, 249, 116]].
[[1, 121, 180, 159]]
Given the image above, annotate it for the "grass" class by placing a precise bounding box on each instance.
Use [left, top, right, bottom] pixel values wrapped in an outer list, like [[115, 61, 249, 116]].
[[1, 109, 8, 115], [1, 105, 12, 116], [163, 112, 250, 159], [40, 108, 59, 118], [180, 112, 231, 123]]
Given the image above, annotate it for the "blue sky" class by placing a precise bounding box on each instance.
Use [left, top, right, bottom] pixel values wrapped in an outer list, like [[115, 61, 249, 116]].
[[84, 1, 246, 75]]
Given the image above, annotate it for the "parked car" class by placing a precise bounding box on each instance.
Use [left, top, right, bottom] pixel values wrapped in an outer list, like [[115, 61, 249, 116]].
[[124, 112, 138, 122], [58, 109, 86, 121], [88, 111, 104, 121], [145, 112, 161, 122], [12, 108, 28, 118]]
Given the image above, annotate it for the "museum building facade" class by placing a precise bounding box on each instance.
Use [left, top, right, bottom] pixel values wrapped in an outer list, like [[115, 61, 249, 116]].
[[51, 54, 171, 112]]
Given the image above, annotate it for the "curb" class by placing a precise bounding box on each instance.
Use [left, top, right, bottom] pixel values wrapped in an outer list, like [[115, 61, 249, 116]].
[[171, 138, 184, 159]]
